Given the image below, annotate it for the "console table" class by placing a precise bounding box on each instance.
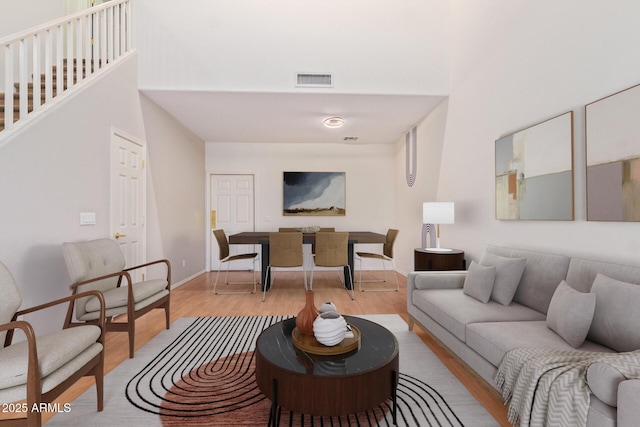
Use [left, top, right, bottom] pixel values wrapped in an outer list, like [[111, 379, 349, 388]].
[[414, 248, 465, 271]]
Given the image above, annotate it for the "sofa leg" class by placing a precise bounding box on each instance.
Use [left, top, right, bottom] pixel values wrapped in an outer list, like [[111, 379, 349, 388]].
[[408, 316, 415, 331]]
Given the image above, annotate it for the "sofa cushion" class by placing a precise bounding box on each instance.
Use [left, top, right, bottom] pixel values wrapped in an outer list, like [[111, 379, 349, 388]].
[[480, 251, 526, 306], [486, 245, 570, 314], [588, 274, 640, 352], [466, 321, 614, 367], [463, 261, 495, 303], [587, 362, 627, 407], [566, 257, 640, 294], [546, 280, 596, 348], [412, 289, 545, 342]]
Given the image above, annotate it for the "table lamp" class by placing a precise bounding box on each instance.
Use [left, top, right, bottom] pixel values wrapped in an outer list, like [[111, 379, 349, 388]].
[[423, 202, 455, 252]]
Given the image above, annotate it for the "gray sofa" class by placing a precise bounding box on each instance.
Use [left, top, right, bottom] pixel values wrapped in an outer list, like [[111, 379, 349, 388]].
[[407, 245, 640, 427]]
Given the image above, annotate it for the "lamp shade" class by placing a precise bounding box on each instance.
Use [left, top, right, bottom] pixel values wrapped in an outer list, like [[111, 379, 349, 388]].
[[423, 202, 455, 224]]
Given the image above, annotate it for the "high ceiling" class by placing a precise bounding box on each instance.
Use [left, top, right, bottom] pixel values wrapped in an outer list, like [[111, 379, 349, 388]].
[[134, 0, 450, 145], [142, 90, 446, 145]]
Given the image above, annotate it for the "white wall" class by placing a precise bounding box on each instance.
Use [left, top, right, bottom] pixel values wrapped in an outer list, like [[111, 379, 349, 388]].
[[0, 54, 206, 336], [0, 0, 67, 38], [431, 1, 640, 266], [393, 99, 449, 274], [134, 0, 449, 96], [0, 55, 146, 333], [141, 94, 206, 283], [205, 142, 396, 269]]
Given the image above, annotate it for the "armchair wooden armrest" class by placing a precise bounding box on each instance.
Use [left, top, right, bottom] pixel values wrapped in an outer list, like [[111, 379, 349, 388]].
[[0, 320, 41, 425], [8, 291, 106, 347], [124, 259, 171, 288]]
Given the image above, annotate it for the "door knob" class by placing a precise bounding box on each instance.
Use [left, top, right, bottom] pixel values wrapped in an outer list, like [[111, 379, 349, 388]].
[[114, 232, 127, 239]]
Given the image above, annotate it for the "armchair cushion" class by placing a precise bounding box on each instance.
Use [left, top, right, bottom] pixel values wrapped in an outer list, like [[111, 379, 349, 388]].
[[84, 279, 169, 312], [0, 263, 22, 346], [0, 325, 101, 389]]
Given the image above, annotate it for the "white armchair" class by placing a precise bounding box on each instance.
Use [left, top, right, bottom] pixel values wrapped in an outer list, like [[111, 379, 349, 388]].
[[0, 262, 105, 427], [62, 238, 171, 358]]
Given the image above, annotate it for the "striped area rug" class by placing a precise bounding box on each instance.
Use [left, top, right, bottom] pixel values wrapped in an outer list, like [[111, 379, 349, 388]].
[[48, 315, 498, 427]]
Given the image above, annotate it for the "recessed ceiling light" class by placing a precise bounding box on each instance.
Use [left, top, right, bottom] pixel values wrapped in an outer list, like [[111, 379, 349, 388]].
[[323, 117, 344, 128]]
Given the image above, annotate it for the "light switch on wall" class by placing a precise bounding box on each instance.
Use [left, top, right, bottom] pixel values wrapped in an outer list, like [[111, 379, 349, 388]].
[[80, 212, 96, 225]]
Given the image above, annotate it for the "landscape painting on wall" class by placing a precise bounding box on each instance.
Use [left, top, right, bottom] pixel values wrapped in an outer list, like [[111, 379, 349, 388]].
[[586, 83, 640, 221], [495, 111, 574, 220], [283, 172, 346, 216]]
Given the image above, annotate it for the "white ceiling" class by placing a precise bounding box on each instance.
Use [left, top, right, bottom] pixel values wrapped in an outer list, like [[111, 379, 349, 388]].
[[142, 90, 446, 145]]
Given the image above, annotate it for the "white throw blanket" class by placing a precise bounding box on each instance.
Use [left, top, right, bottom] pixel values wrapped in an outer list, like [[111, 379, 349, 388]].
[[495, 347, 640, 427]]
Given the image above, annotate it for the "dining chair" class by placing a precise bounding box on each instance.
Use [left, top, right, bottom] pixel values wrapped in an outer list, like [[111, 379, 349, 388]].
[[264, 232, 306, 301], [355, 228, 400, 292], [0, 262, 105, 427], [62, 238, 171, 358], [310, 227, 334, 265], [310, 231, 354, 299], [212, 229, 259, 294]]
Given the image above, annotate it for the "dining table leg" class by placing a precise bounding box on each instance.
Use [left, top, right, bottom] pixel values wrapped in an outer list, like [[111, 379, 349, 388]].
[[261, 242, 270, 291], [346, 242, 355, 290]]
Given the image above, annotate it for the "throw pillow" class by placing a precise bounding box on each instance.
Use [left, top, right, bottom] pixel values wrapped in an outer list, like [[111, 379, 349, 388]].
[[588, 274, 640, 352], [479, 251, 526, 306], [546, 280, 596, 348], [462, 261, 496, 303]]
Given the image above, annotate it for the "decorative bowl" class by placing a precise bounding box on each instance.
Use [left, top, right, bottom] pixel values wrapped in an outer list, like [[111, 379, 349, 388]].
[[313, 312, 347, 346]]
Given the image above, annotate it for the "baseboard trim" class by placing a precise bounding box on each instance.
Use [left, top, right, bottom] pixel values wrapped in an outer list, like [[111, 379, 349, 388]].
[[172, 270, 206, 289]]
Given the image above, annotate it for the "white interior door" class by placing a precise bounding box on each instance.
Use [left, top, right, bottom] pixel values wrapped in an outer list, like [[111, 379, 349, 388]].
[[111, 129, 146, 281], [210, 174, 256, 271]]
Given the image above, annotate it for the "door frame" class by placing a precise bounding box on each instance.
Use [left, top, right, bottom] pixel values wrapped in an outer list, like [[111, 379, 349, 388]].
[[110, 127, 147, 274], [205, 172, 257, 272]]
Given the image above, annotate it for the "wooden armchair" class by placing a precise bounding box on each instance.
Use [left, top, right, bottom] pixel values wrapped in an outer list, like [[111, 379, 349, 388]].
[[62, 238, 171, 358], [0, 262, 105, 427]]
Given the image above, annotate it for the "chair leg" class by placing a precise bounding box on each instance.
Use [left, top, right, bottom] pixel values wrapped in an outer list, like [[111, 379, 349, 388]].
[[96, 355, 104, 412], [165, 301, 171, 329], [262, 266, 271, 302], [214, 260, 258, 295], [213, 264, 223, 294], [252, 258, 259, 294], [128, 321, 135, 358], [359, 258, 399, 292]]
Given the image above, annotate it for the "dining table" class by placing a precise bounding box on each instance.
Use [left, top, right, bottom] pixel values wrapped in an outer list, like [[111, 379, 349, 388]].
[[228, 231, 387, 291]]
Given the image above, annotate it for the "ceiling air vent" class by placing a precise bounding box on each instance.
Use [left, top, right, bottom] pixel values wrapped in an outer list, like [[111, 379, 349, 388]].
[[296, 73, 333, 88]]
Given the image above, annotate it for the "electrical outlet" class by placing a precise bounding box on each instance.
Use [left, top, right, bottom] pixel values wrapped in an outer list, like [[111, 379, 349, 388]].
[[182, 259, 186, 267]]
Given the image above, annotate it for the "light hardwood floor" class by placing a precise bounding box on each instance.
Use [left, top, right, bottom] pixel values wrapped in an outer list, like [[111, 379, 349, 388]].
[[41, 270, 509, 426]]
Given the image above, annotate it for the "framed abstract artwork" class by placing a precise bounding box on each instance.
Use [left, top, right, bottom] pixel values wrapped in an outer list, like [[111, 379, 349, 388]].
[[586, 83, 640, 221], [283, 172, 346, 216], [495, 111, 574, 220]]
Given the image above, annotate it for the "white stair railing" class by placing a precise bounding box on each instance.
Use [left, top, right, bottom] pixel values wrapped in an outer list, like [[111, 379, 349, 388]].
[[0, 0, 132, 133]]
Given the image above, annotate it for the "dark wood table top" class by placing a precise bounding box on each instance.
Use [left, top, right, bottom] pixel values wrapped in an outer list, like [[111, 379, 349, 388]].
[[229, 231, 387, 245]]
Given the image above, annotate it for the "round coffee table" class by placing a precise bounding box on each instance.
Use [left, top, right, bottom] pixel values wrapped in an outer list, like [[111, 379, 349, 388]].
[[255, 316, 399, 424]]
